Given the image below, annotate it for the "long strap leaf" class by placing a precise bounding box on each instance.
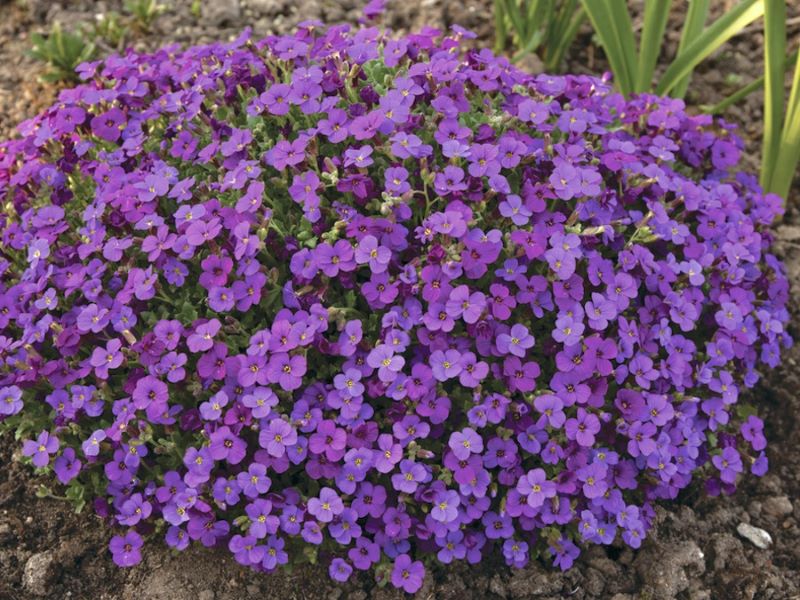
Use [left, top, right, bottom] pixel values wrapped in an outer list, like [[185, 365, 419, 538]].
[[704, 49, 797, 114], [636, 0, 671, 93], [604, 0, 638, 92], [672, 0, 710, 98], [493, 0, 508, 54], [784, 32, 800, 131], [581, 0, 636, 94], [546, 6, 586, 72], [761, 0, 787, 190], [656, 0, 764, 96], [770, 49, 800, 200]]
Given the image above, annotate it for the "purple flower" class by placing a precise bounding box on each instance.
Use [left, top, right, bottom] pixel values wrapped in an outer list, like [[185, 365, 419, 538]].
[[449, 428, 483, 461], [23, 430, 59, 468], [565, 408, 601, 447], [344, 145, 374, 168], [265, 138, 307, 170], [496, 323, 535, 358], [307, 487, 344, 523], [431, 489, 460, 523], [366, 344, 404, 383], [712, 447, 743, 484], [109, 531, 143, 567], [430, 349, 462, 382], [354, 235, 391, 273], [446, 285, 486, 324], [516, 468, 556, 508], [259, 418, 297, 458], [91, 108, 126, 141], [329, 558, 353, 582], [266, 353, 307, 391], [187, 319, 221, 353], [0, 21, 790, 587], [0, 385, 23, 416], [209, 426, 247, 465], [391, 554, 425, 594], [237, 463, 271, 498], [82, 429, 107, 457], [391, 459, 429, 493], [53, 447, 82, 484]]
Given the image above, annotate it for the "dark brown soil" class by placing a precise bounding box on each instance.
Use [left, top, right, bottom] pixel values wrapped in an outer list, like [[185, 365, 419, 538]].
[[1, 1, 799, 599]]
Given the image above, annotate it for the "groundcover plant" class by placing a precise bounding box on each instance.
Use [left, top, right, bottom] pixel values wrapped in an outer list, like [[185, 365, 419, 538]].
[[0, 17, 792, 593]]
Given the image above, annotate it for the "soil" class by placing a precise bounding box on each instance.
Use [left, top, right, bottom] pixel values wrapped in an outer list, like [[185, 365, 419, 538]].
[[0, 1, 799, 599]]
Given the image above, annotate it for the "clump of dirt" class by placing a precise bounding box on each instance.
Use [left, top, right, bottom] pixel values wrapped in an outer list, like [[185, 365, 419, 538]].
[[1, 1, 799, 598]]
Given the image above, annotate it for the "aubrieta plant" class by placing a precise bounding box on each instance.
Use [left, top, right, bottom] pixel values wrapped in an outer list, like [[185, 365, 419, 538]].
[[0, 18, 792, 593]]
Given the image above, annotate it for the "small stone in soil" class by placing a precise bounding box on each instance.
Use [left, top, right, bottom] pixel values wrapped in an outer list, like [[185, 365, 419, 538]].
[[737, 522, 773, 549], [762, 496, 794, 518], [201, 0, 241, 26], [23, 550, 58, 596]]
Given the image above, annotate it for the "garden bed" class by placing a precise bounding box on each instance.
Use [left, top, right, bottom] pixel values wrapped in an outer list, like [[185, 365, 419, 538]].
[[0, 1, 798, 599]]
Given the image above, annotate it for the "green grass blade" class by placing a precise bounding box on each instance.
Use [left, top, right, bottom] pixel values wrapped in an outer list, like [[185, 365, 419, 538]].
[[785, 40, 800, 130], [604, 0, 638, 93], [537, 0, 555, 46], [761, 0, 787, 190], [504, 0, 528, 44], [546, 6, 586, 72], [511, 30, 545, 62], [493, 0, 508, 53], [705, 77, 763, 113], [673, 0, 710, 97], [704, 49, 798, 114], [636, 0, 671, 93], [580, 0, 635, 94], [769, 50, 800, 200], [656, 0, 764, 96]]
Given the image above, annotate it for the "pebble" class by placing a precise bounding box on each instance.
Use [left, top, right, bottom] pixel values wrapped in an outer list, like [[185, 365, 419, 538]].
[[736, 522, 773, 549], [202, 0, 241, 26], [762, 496, 793, 518], [23, 550, 57, 596], [776, 225, 800, 242]]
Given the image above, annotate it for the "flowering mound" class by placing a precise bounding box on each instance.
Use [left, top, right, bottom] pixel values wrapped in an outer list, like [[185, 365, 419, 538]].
[[0, 20, 792, 592]]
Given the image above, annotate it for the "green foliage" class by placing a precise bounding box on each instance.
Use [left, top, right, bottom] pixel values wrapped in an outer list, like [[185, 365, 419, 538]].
[[493, 0, 586, 72], [93, 11, 128, 51], [761, 0, 800, 202], [124, 0, 165, 32], [28, 23, 96, 84], [580, 0, 764, 97]]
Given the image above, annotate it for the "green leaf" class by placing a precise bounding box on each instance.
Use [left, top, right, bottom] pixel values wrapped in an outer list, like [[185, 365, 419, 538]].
[[761, 0, 787, 190], [580, 0, 636, 95], [603, 0, 638, 93], [636, 0, 671, 93], [704, 75, 762, 114], [546, 6, 586, 72], [656, 0, 764, 96], [768, 50, 800, 201]]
